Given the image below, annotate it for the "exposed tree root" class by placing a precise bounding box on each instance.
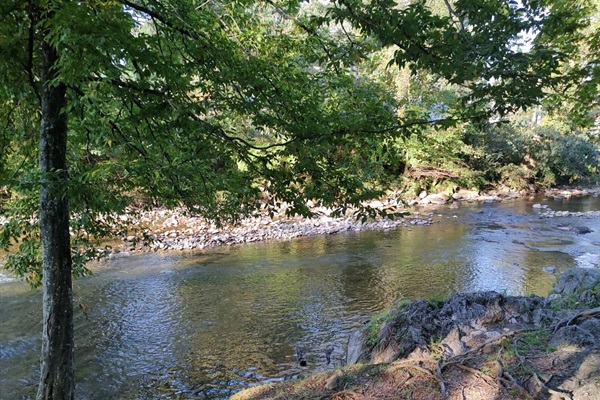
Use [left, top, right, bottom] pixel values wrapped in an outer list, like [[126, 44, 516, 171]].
[[452, 364, 498, 389], [532, 373, 572, 400], [441, 329, 525, 370], [552, 307, 600, 334], [501, 371, 536, 400], [390, 359, 446, 394], [434, 360, 446, 394], [513, 339, 527, 367]]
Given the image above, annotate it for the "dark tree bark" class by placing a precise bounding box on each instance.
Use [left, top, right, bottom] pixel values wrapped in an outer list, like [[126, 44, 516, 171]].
[[36, 32, 74, 400]]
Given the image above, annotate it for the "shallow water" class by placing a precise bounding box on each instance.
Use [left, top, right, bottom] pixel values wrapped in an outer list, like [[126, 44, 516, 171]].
[[1, 196, 598, 399]]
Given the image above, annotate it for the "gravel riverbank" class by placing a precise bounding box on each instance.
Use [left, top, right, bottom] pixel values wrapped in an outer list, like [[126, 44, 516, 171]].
[[2, 185, 598, 257], [103, 185, 600, 256]]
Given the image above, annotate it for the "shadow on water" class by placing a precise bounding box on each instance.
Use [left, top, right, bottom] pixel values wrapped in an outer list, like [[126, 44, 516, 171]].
[[0, 197, 598, 399]]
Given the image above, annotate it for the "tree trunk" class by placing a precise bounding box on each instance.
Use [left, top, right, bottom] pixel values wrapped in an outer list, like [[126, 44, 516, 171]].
[[36, 32, 74, 400]]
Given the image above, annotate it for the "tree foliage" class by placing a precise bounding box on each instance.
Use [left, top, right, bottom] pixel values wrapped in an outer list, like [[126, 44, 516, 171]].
[[2, 0, 598, 281], [328, 0, 599, 120], [1, 0, 404, 284], [323, 0, 599, 192]]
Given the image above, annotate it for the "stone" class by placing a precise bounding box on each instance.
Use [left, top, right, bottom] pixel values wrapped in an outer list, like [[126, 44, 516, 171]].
[[481, 196, 499, 203], [347, 329, 366, 365], [440, 292, 505, 326], [578, 319, 600, 340], [553, 269, 600, 298], [419, 191, 428, 199], [570, 348, 600, 399], [441, 327, 465, 357], [482, 343, 496, 354], [371, 344, 401, 364], [543, 266, 557, 274], [547, 293, 561, 302], [367, 200, 384, 209], [423, 194, 449, 205], [572, 382, 600, 400], [532, 203, 543, 208], [549, 326, 595, 349], [573, 226, 593, 234], [325, 373, 342, 390]]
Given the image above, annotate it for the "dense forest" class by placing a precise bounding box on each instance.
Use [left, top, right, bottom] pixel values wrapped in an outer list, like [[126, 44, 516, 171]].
[[0, 0, 599, 398]]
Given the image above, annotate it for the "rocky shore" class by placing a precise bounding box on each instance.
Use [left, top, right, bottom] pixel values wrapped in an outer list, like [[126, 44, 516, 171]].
[[535, 205, 600, 220], [1, 185, 596, 258], [102, 185, 600, 256], [108, 200, 433, 255], [233, 268, 600, 400]]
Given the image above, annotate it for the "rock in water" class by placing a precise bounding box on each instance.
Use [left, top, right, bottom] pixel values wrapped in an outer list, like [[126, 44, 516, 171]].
[[325, 347, 334, 365], [296, 346, 307, 367], [346, 330, 366, 365], [573, 226, 593, 234]]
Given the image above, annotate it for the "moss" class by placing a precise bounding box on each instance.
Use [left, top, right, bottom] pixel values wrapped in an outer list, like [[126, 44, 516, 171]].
[[550, 293, 580, 311], [426, 296, 446, 310], [365, 310, 392, 347], [518, 330, 550, 352], [428, 334, 444, 359]]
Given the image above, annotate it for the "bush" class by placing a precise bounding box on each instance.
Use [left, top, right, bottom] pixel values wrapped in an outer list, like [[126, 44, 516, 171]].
[[497, 164, 535, 191], [387, 117, 598, 193], [463, 123, 599, 188], [528, 127, 600, 186]]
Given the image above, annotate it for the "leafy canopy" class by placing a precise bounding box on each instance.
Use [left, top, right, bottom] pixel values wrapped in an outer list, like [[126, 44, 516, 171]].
[[0, 0, 400, 285], [328, 0, 599, 121], [1, 0, 598, 285]]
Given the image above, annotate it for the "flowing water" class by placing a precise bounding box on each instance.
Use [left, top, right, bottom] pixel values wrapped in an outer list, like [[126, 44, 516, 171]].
[[1, 197, 599, 399]]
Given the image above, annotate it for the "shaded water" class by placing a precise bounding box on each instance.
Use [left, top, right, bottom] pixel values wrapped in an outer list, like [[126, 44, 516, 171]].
[[1, 197, 599, 399]]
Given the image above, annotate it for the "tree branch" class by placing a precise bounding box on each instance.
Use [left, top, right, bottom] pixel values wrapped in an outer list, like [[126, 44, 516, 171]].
[[87, 76, 165, 97], [119, 0, 205, 41], [25, 0, 41, 104]]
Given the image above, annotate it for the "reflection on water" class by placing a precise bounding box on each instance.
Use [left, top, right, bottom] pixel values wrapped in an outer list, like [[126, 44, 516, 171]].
[[0, 197, 598, 399]]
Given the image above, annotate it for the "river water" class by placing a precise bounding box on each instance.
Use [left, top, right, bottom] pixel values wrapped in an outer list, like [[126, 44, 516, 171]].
[[1, 197, 599, 399]]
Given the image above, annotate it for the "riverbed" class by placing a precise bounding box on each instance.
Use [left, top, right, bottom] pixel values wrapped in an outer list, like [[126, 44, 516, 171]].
[[1, 196, 599, 399]]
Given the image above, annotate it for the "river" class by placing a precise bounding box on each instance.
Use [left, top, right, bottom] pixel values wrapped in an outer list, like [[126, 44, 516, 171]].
[[1, 197, 599, 399]]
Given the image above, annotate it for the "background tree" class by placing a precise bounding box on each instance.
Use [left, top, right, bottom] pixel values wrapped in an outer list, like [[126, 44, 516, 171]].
[[325, 0, 599, 192]]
